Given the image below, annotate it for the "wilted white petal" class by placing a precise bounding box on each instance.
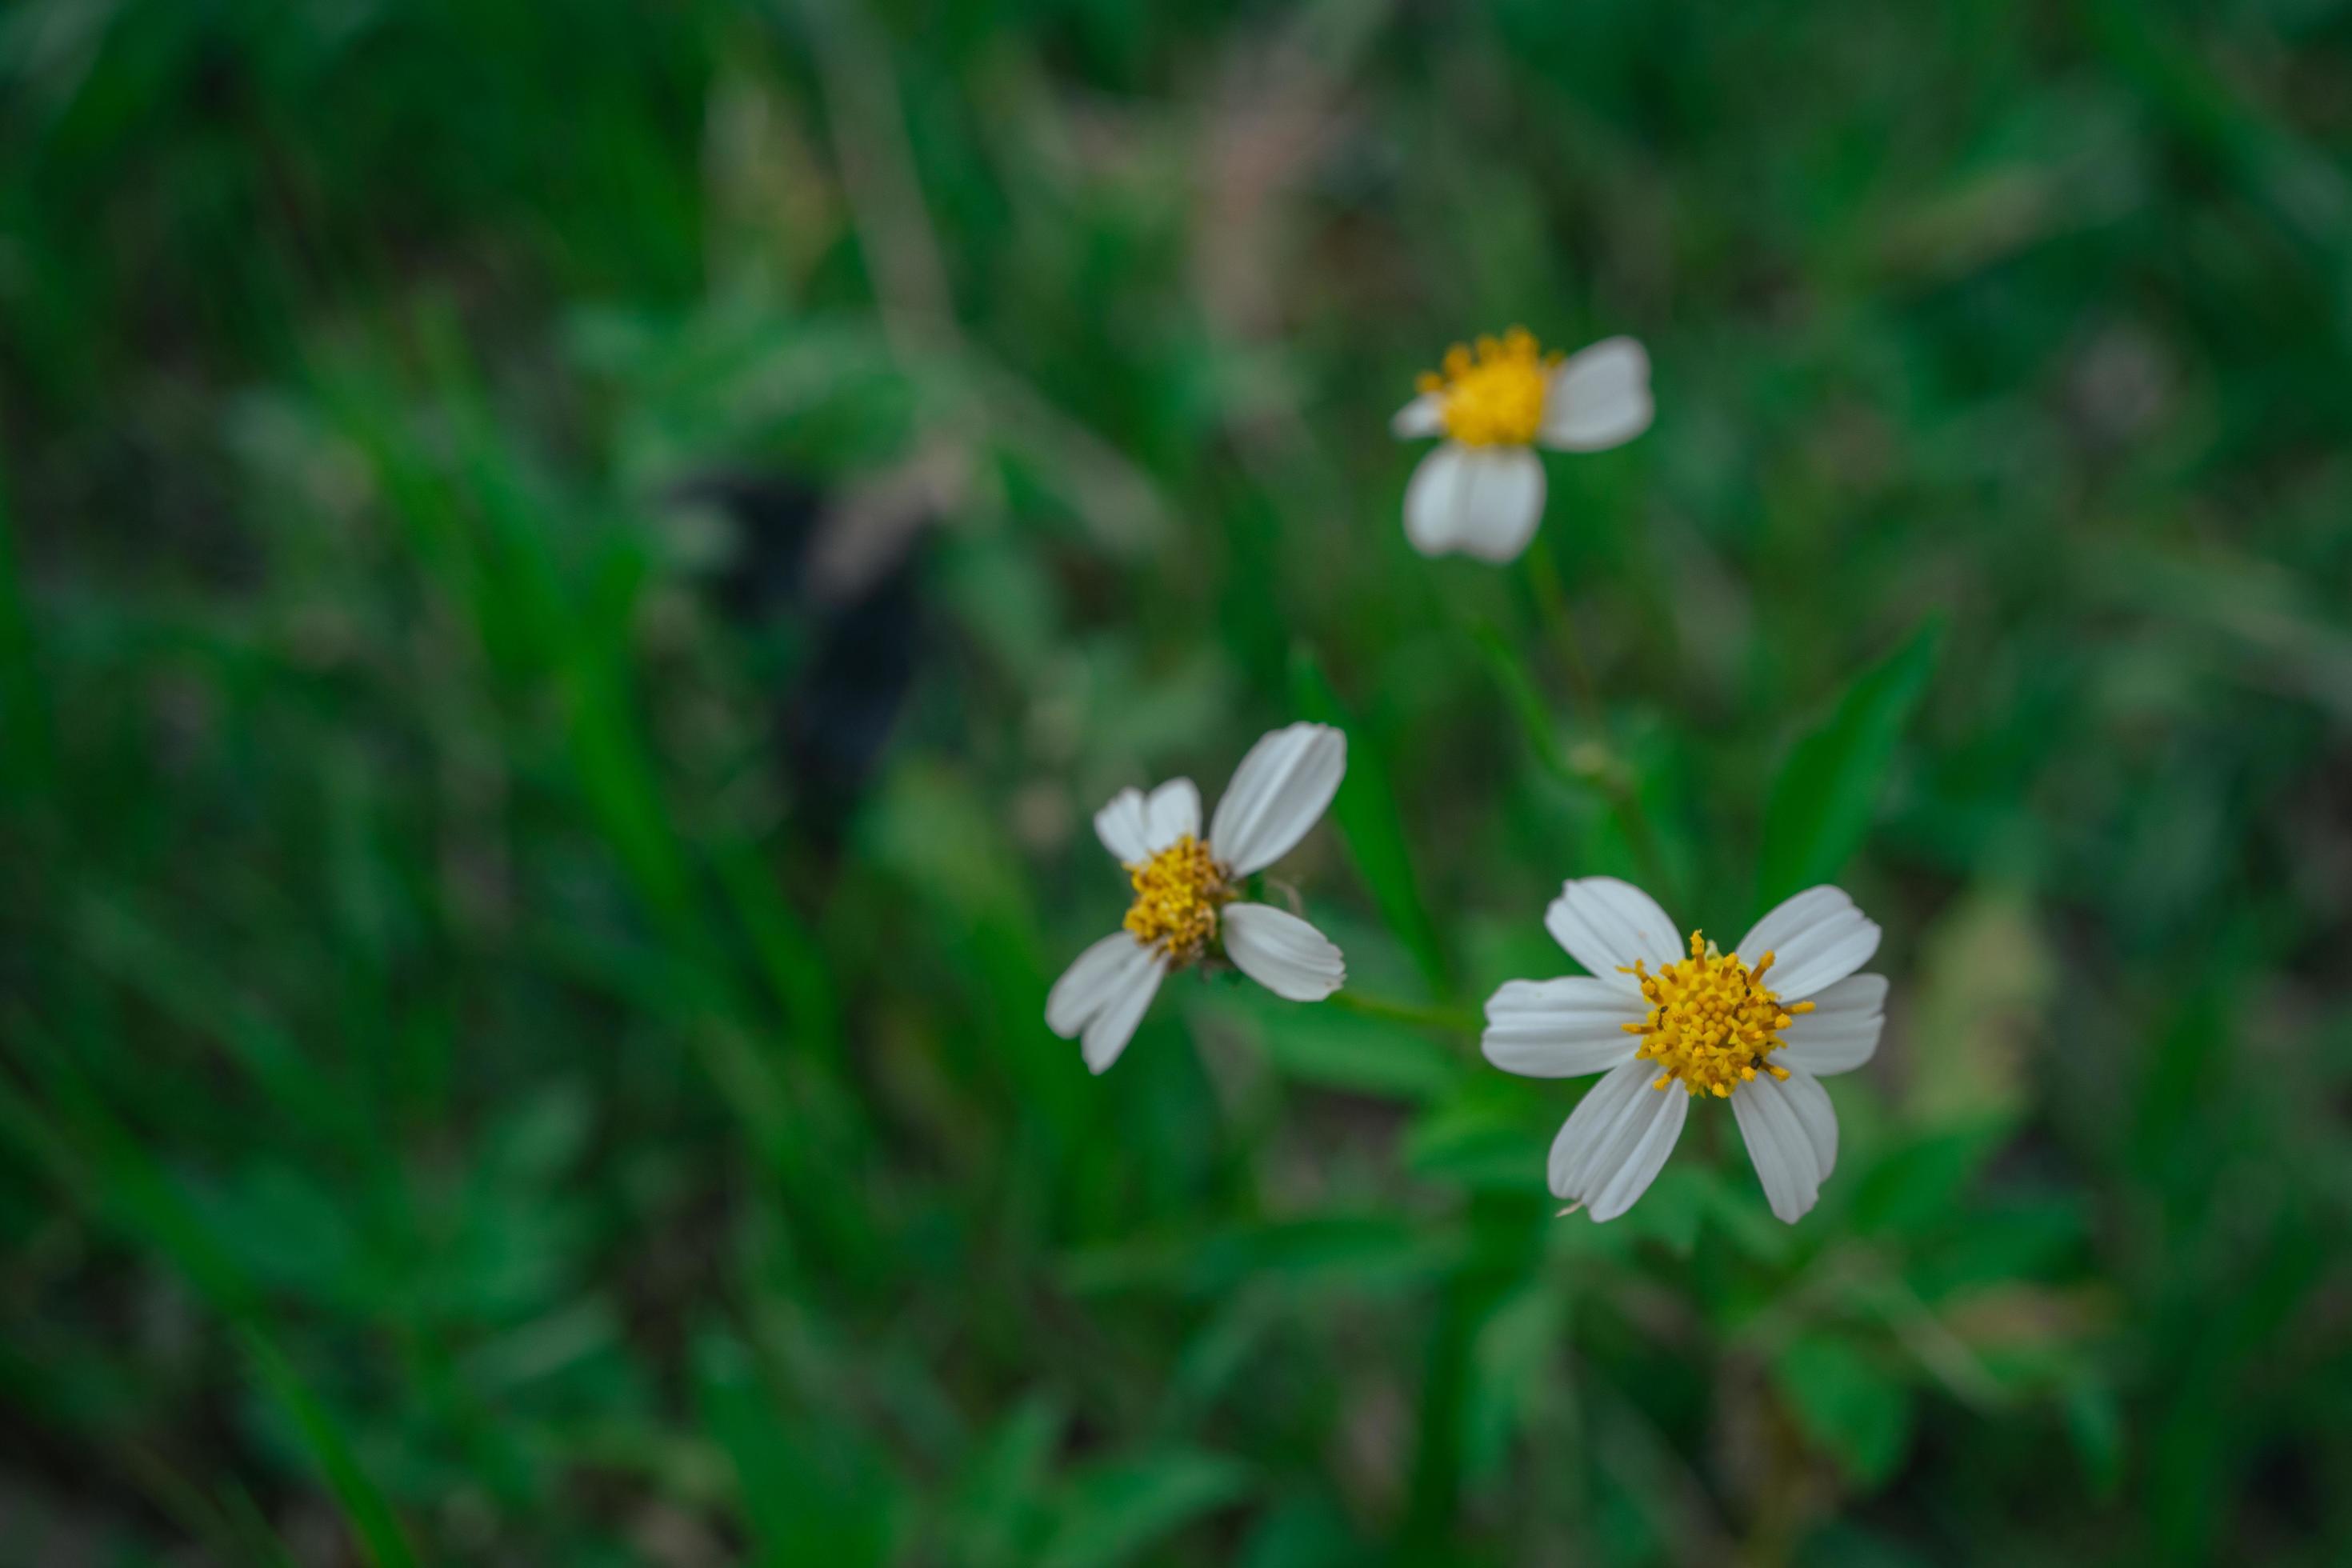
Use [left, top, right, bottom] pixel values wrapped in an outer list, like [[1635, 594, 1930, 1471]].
[[1221, 902, 1345, 1002], [1080, 946, 1166, 1074], [1544, 878, 1682, 994], [1046, 931, 1141, 1038], [1096, 778, 1200, 862], [1538, 337, 1652, 451], [1481, 977, 1643, 1078], [1732, 1072, 1825, 1223], [1092, 789, 1152, 863], [1735, 885, 1882, 1001], [1209, 723, 1346, 876], [1391, 392, 1444, 438], [1777, 973, 1886, 1075]]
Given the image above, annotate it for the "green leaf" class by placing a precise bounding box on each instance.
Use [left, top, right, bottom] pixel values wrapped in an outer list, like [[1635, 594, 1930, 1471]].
[[2064, 1380, 2126, 1498], [1470, 619, 1579, 786], [1850, 1123, 2005, 1237], [1039, 1450, 1250, 1568], [1402, 1084, 1558, 1192], [1770, 1335, 1914, 1487], [946, 1396, 1066, 1567], [1614, 1163, 1713, 1258], [1192, 990, 1461, 1102], [1289, 646, 1451, 996], [694, 1333, 898, 1566], [241, 1330, 422, 1568], [0, 1052, 416, 1566], [1237, 1495, 1363, 1567], [1195, 1217, 1454, 1294], [1062, 1216, 1454, 1299], [1756, 618, 1942, 908], [0, 450, 56, 800], [1698, 1166, 1797, 1266], [1461, 1282, 1566, 1482]]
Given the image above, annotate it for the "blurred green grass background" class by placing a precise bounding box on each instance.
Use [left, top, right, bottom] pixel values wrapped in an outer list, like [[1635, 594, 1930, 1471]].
[[4, 0, 2350, 1562]]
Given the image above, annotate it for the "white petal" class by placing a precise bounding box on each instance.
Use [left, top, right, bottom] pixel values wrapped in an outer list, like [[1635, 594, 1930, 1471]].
[[1480, 977, 1643, 1078], [1081, 947, 1166, 1074], [1543, 878, 1683, 995], [1141, 778, 1199, 854], [1095, 778, 1200, 862], [1048, 934, 1168, 1072], [1208, 722, 1346, 876], [1220, 902, 1345, 1002], [1452, 447, 1546, 563], [1391, 391, 1444, 438], [1046, 931, 1141, 1037], [1538, 337, 1652, 452], [1547, 1059, 1686, 1220], [1403, 444, 1467, 556], [1586, 1082, 1687, 1222], [1546, 1058, 1650, 1195], [1777, 1067, 1839, 1181], [1403, 443, 1546, 562], [1735, 885, 1882, 1001], [1732, 1073, 1825, 1223], [1092, 789, 1150, 862], [1734, 886, 1846, 961], [1777, 973, 1886, 1076]]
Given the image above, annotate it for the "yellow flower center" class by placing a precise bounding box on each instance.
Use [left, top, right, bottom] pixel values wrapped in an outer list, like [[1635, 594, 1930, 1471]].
[[1619, 932, 1817, 1098], [1416, 326, 1559, 447], [1122, 834, 1233, 967]]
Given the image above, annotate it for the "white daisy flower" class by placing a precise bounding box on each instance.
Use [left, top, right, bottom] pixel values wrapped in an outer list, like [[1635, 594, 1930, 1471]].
[[1482, 878, 1886, 1223], [1391, 328, 1652, 563], [1047, 723, 1350, 1074]]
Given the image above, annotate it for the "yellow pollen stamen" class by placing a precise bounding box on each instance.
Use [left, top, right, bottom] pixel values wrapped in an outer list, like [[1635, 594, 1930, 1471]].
[[1122, 834, 1233, 968], [1614, 930, 1816, 1098], [1414, 325, 1560, 447]]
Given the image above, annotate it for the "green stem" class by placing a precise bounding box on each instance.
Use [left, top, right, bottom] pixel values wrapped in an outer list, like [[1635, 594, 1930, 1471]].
[[1525, 535, 1600, 714], [1606, 778, 1678, 914], [1329, 990, 1480, 1037], [1517, 549, 1678, 903], [1470, 620, 1678, 903]]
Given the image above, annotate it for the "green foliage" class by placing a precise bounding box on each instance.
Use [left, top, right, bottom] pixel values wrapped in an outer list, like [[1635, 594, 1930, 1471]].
[[1770, 1335, 1914, 1489], [1290, 646, 1452, 997], [1757, 617, 1942, 911], [3, 0, 2350, 1562], [1038, 1450, 1253, 1568]]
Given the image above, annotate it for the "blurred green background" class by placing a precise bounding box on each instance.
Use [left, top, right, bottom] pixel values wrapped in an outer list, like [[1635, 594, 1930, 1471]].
[[5, 0, 2350, 1562]]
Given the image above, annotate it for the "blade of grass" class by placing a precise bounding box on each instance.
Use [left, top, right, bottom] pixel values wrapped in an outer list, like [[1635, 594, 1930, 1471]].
[[711, 835, 845, 1066], [70, 893, 379, 1153], [240, 1328, 421, 1568], [1289, 645, 1452, 997], [1755, 616, 1942, 910], [0, 1026, 419, 1567], [0, 447, 56, 803], [1325, 990, 1478, 1037]]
